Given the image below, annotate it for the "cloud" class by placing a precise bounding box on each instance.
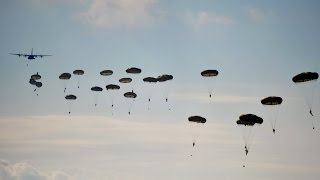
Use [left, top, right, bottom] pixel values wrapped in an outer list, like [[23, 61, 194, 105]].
[[247, 7, 271, 22], [185, 11, 233, 29], [0, 160, 72, 180], [78, 0, 160, 28]]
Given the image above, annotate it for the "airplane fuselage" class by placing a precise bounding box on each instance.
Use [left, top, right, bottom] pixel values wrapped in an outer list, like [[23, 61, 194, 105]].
[[28, 55, 35, 60]]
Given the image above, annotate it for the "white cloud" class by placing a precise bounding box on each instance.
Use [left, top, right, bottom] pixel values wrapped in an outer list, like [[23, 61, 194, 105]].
[[186, 11, 233, 29], [247, 7, 271, 22], [79, 0, 160, 28], [0, 160, 72, 180]]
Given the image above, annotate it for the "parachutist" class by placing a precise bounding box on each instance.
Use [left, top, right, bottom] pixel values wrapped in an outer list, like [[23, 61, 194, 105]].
[[273, 129, 275, 134], [34, 89, 36, 92], [166, 98, 168, 102], [245, 149, 248, 156], [128, 111, 130, 115], [209, 94, 211, 98], [190, 154, 192, 157], [193, 142, 195, 147], [148, 98, 150, 102], [243, 165, 245, 168], [95, 104, 97, 107], [68, 112, 70, 114], [309, 109, 313, 116], [313, 127, 315, 130], [111, 104, 114, 107], [78, 86, 80, 89]]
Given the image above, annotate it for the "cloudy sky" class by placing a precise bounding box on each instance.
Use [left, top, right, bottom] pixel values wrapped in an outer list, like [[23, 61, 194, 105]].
[[0, 0, 320, 179]]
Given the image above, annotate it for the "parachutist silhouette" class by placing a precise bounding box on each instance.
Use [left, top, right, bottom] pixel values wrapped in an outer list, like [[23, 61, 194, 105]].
[[193, 142, 195, 147], [68, 111, 70, 114], [95, 104, 97, 107], [148, 98, 150, 102], [245, 148, 248, 156], [78, 86, 80, 89], [111, 104, 114, 107], [209, 94, 211, 98], [313, 127, 315, 130], [64, 88, 66, 93], [128, 111, 131, 115], [166, 98, 168, 102], [273, 129, 275, 134], [243, 165, 245, 168], [190, 154, 192, 157], [36, 94, 38, 96], [34, 89, 36, 92], [310, 109, 313, 116]]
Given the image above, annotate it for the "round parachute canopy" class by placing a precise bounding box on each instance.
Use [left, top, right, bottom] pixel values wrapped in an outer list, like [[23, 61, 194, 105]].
[[106, 84, 120, 90], [29, 78, 37, 85], [157, 74, 173, 82], [91, 86, 103, 92], [65, 94, 77, 100], [35, 82, 42, 88], [124, 92, 137, 98], [100, 70, 113, 76], [143, 77, 158, 83], [201, 70, 219, 77], [59, 73, 71, 80], [237, 114, 263, 126], [31, 72, 41, 80], [292, 72, 319, 83], [73, 69, 84, 75], [119, 77, 132, 83], [126, 67, 142, 74], [188, 116, 206, 123], [261, 96, 283, 105]]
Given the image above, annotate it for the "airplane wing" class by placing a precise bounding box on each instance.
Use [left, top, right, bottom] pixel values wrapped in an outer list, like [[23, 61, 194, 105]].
[[34, 54, 53, 58], [9, 53, 29, 57]]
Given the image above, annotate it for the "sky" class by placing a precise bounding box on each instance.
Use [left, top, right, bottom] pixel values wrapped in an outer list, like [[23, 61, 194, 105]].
[[0, 0, 320, 179]]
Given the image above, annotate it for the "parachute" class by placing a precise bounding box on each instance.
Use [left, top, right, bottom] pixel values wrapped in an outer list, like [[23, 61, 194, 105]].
[[119, 77, 132, 83], [65, 94, 77, 114], [100, 70, 113, 84], [236, 114, 263, 157], [91, 86, 103, 106], [126, 67, 142, 91], [188, 116, 206, 156], [143, 77, 158, 109], [31, 72, 41, 81], [292, 72, 318, 119], [106, 84, 121, 109], [59, 73, 71, 93], [124, 91, 137, 115], [201, 69, 219, 98], [261, 96, 283, 133], [157, 74, 173, 104], [73, 69, 84, 88]]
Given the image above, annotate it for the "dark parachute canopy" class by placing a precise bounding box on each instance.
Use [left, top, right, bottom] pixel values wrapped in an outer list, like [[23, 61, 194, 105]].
[[35, 82, 42, 88], [157, 74, 173, 82], [119, 77, 132, 83], [100, 70, 113, 76], [237, 114, 263, 126], [91, 86, 103, 91], [124, 91, 137, 115], [29, 78, 37, 85], [73, 69, 84, 88], [261, 96, 283, 105], [59, 73, 72, 93], [124, 92, 137, 98], [188, 116, 207, 124], [261, 96, 283, 133], [201, 70, 219, 77], [201, 69, 219, 98], [59, 73, 71, 80], [126, 67, 142, 74], [65, 94, 77, 114], [73, 69, 84, 75], [65, 94, 77, 100], [31, 72, 41, 81], [106, 84, 120, 90], [292, 72, 318, 120], [143, 77, 158, 83], [292, 72, 319, 83]]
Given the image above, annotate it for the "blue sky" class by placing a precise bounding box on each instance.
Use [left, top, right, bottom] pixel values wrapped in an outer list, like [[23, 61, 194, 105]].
[[0, 0, 319, 179]]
